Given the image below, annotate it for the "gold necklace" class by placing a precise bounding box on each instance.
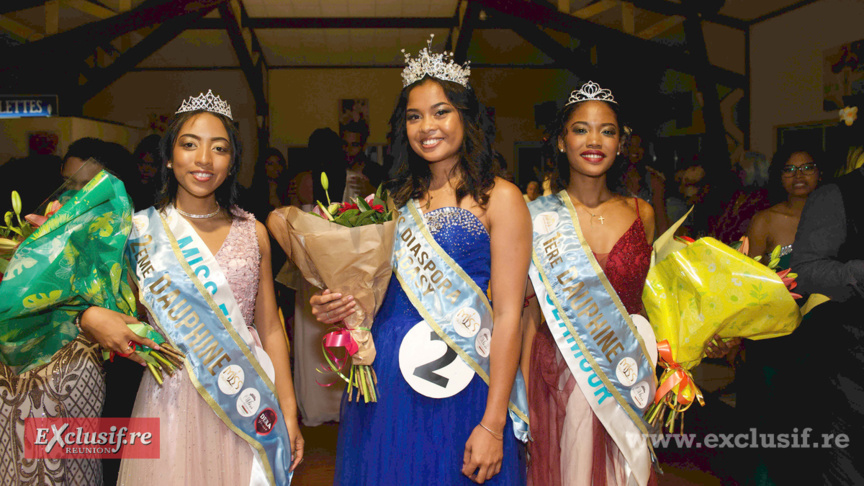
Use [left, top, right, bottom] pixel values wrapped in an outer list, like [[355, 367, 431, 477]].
[[585, 208, 605, 225]]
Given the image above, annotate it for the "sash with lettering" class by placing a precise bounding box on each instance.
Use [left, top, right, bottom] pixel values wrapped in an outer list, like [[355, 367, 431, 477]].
[[392, 200, 529, 441], [528, 192, 656, 486], [127, 207, 292, 486]]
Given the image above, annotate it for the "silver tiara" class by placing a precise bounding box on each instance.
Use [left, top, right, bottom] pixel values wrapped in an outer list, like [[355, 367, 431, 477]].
[[401, 34, 471, 88], [175, 89, 233, 120], [565, 81, 617, 106]]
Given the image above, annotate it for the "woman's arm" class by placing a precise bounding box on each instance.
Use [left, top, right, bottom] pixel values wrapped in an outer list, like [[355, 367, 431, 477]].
[[253, 221, 304, 471], [462, 180, 532, 484], [637, 198, 656, 243], [745, 209, 770, 259], [520, 281, 541, 391]]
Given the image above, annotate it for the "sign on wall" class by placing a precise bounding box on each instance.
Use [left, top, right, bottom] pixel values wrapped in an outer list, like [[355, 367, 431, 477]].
[[0, 95, 59, 118]]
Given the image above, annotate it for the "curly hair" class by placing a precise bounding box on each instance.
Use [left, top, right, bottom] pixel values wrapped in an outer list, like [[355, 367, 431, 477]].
[[543, 97, 629, 193], [155, 110, 242, 217], [388, 76, 499, 208]]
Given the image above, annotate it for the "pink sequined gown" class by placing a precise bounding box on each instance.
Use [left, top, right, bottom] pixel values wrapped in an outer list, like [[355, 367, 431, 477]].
[[528, 201, 657, 486], [119, 208, 263, 485]]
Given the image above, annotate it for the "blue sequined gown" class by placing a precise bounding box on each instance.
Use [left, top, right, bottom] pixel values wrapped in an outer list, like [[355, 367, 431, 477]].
[[335, 207, 526, 485]]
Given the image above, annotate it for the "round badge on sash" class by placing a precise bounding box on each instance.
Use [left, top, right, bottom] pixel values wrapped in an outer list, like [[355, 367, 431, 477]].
[[399, 321, 475, 398]]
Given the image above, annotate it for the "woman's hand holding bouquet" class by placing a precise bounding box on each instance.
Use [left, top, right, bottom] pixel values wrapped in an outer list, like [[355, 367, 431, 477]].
[[267, 174, 397, 403], [642, 210, 808, 433], [0, 170, 184, 383]]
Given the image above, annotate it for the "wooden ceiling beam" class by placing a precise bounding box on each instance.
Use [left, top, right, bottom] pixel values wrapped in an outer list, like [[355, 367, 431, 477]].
[[474, 0, 744, 87], [218, 1, 267, 115], [572, 0, 618, 19], [0, 14, 44, 42], [0, 1, 49, 15], [506, 13, 599, 80], [453, 0, 479, 64], [628, 0, 747, 30], [61, 0, 115, 20], [193, 17, 457, 29], [636, 15, 683, 39], [621, 1, 635, 34], [77, 5, 217, 103]]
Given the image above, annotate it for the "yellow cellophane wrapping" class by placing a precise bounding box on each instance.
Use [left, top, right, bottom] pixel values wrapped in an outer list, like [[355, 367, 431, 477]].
[[642, 237, 801, 370]]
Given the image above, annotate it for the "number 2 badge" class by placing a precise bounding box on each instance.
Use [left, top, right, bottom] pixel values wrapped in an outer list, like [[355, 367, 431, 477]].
[[399, 321, 475, 398]]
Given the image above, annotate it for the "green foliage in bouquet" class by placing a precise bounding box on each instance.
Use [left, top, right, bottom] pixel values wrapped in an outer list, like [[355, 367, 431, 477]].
[[315, 172, 393, 227]]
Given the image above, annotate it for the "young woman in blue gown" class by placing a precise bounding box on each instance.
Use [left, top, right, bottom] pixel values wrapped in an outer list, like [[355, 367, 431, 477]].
[[311, 40, 531, 485]]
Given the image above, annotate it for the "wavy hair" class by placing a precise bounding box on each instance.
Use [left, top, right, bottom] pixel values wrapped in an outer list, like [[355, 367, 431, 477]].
[[155, 110, 242, 217], [388, 76, 498, 208], [544, 97, 629, 193]]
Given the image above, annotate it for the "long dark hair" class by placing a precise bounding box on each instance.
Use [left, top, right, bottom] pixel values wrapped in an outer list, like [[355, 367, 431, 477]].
[[544, 97, 629, 193], [155, 110, 242, 216], [388, 76, 498, 208]]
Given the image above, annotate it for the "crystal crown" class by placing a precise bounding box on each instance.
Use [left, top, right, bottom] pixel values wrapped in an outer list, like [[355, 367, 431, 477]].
[[401, 34, 471, 88], [175, 89, 233, 120], [565, 81, 617, 106]]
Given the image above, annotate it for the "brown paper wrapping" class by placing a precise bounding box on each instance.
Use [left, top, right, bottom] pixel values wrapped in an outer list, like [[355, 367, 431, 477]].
[[266, 206, 397, 367]]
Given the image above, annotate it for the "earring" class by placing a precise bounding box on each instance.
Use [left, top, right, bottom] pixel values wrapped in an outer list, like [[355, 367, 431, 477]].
[[559, 148, 565, 153], [167, 163, 173, 168]]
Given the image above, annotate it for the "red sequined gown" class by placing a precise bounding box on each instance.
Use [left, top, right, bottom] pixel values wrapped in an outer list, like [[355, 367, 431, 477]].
[[528, 200, 655, 486]]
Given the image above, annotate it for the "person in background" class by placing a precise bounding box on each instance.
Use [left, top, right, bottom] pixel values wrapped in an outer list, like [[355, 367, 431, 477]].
[[60, 137, 147, 209], [524, 180, 541, 202], [745, 145, 821, 261], [133, 134, 162, 207], [312, 127, 350, 206], [243, 147, 291, 223], [341, 120, 381, 201], [780, 153, 864, 485]]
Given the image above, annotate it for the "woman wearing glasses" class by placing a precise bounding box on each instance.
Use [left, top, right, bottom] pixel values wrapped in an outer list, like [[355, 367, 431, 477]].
[[738, 144, 821, 484], [745, 145, 821, 263]]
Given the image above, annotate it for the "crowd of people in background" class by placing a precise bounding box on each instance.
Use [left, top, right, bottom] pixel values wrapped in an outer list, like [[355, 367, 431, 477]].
[[1, 66, 863, 485]]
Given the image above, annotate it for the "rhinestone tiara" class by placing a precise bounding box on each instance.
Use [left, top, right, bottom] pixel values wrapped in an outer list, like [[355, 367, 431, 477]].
[[565, 81, 617, 106], [401, 34, 471, 88], [175, 89, 233, 120]]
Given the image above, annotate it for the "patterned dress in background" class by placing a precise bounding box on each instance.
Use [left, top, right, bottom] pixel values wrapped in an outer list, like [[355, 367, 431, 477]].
[[0, 335, 106, 485]]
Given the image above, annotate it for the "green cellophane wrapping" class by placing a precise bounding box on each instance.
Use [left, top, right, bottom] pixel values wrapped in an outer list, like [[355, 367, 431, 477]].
[[0, 171, 135, 373]]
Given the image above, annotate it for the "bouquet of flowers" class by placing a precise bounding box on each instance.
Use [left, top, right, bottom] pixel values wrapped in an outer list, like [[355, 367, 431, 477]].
[[641, 211, 811, 433], [0, 168, 183, 381], [267, 174, 397, 403]]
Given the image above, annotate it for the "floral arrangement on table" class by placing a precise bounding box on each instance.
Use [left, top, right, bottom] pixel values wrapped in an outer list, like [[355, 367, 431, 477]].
[[641, 211, 814, 433], [266, 173, 397, 403], [0, 170, 183, 383]]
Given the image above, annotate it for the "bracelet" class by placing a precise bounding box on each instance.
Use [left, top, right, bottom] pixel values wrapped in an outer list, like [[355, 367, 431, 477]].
[[478, 422, 504, 441], [73, 307, 91, 332]]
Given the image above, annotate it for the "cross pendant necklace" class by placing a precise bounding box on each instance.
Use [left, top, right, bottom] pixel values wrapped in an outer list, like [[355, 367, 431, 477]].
[[587, 211, 605, 225]]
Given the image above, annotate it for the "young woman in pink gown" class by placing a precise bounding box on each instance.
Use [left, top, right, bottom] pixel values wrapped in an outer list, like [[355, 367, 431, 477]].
[[77, 92, 303, 485]]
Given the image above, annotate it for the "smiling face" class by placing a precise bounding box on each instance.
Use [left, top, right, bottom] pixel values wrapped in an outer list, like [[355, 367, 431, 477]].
[[169, 112, 233, 203], [405, 79, 465, 167], [558, 100, 621, 180], [780, 151, 819, 198]]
